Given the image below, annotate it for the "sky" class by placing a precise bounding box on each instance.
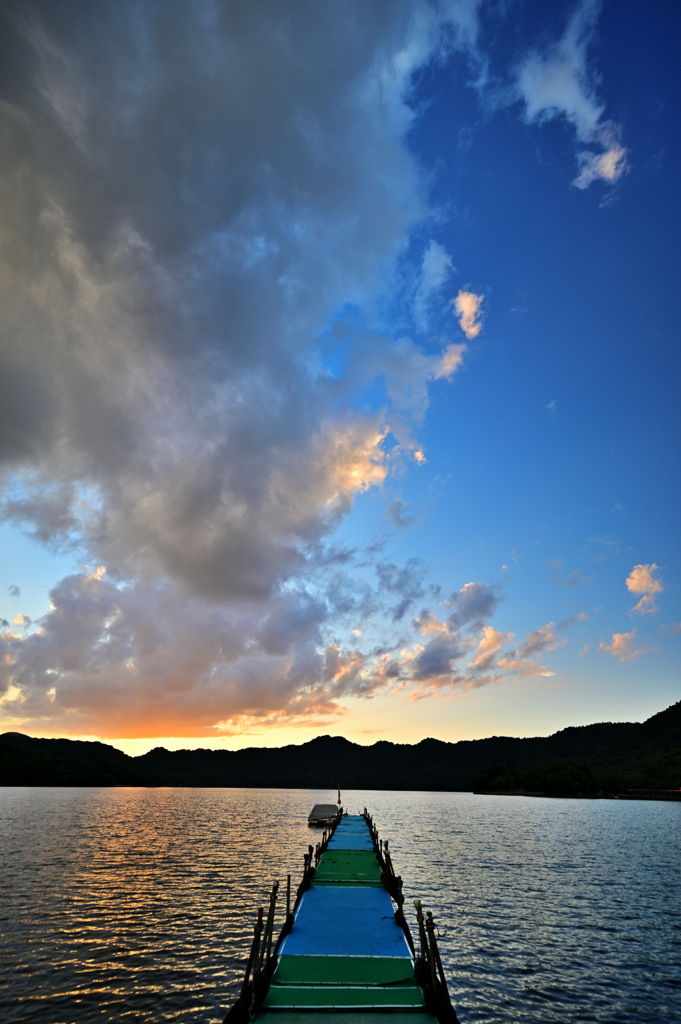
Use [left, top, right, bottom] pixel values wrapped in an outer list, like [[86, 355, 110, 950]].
[[0, 0, 679, 756]]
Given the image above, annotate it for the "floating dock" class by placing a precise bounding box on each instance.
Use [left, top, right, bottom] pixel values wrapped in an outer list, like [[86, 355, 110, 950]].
[[226, 809, 458, 1022]]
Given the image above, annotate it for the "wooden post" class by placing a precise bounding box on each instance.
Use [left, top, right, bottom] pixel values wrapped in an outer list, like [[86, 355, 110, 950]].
[[426, 910, 454, 1010], [240, 906, 263, 1005], [425, 913, 438, 992], [264, 881, 279, 962], [414, 899, 429, 963]]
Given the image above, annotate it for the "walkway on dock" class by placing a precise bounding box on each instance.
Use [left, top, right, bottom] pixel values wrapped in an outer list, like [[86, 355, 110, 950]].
[[257, 813, 435, 1022]]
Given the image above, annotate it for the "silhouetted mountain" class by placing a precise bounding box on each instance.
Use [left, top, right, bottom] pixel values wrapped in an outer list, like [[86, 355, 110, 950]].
[[0, 732, 152, 786], [1, 700, 679, 790]]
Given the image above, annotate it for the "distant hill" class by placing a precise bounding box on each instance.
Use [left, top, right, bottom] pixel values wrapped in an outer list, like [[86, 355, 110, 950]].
[[0, 732, 153, 786], [1, 700, 679, 791]]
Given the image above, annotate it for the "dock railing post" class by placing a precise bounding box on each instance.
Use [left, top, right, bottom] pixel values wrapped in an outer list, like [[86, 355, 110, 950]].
[[238, 906, 263, 1008], [414, 900, 429, 963], [263, 881, 279, 963], [425, 912, 438, 991]]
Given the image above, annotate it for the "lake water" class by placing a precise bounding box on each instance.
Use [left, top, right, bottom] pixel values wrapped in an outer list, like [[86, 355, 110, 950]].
[[0, 787, 679, 1023]]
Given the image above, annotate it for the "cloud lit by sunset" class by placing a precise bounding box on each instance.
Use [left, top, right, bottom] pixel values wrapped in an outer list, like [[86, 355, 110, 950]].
[[453, 292, 484, 340]]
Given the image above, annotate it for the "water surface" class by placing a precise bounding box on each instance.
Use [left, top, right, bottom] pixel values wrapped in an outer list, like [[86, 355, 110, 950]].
[[1, 788, 679, 1022]]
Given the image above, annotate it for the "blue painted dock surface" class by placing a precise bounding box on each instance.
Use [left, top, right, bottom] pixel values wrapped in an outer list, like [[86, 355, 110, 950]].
[[324, 831, 375, 850], [281, 885, 411, 958]]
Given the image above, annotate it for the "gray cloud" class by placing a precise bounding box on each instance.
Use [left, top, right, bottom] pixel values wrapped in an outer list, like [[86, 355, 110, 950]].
[[557, 612, 588, 631], [564, 569, 592, 589], [412, 636, 465, 680], [0, 568, 358, 736], [447, 581, 499, 629], [412, 240, 455, 332], [549, 561, 592, 588], [0, 1, 483, 601], [384, 499, 416, 530], [0, 1, 487, 736], [375, 558, 427, 622], [0, 2, 427, 581], [518, 623, 562, 658], [2, 483, 79, 548]]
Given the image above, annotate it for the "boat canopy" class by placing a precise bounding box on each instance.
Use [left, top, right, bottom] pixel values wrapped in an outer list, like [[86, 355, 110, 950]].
[[308, 804, 338, 823]]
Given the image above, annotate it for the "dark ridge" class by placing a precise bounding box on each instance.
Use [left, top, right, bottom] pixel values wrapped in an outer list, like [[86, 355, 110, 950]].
[[0, 700, 679, 790]]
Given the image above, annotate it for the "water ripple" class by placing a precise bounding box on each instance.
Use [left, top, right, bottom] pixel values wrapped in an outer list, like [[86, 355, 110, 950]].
[[1, 788, 679, 1022]]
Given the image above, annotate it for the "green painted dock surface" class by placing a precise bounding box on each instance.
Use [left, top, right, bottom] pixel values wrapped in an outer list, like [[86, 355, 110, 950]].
[[262, 814, 435, 1017], [312, 848, 382, 885]]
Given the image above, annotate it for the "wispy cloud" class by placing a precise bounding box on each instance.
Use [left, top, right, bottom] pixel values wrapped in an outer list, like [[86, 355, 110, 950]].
[[495, 621, 565, 678], [598, 629, 656, 663], [433, 343, 467, 381], [556, 612, 588, 631], [413, 240, 455, 331], [588, 534, 620, 562], [574, 134, 628, 189], [548, 560, 592, 588], [376, 558, 427, 623], [518, 622, 564, 658], [384, 498, 415, 530], [565, 569, 592, 588], [338, 600, 568, 700], [515, 0, 628, 191]]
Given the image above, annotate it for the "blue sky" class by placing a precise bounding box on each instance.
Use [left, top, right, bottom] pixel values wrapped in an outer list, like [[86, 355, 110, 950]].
[[0, 0, 678, 754]]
